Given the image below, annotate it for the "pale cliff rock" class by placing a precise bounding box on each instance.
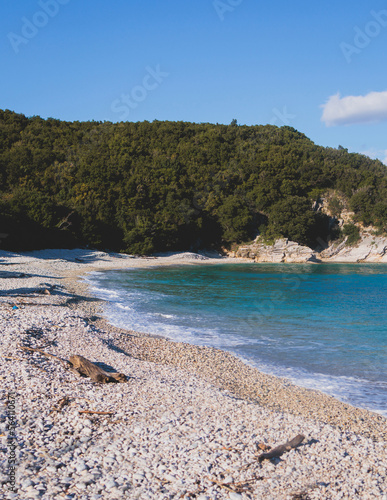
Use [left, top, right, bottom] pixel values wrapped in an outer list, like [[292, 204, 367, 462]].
[[320, 234, 387, 263], [236, 238, 318, 263], [233, 233, 387, 264], [284, 241, 318, 263]]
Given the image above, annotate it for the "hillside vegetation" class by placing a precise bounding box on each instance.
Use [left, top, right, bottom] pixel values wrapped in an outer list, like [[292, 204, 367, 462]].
[[0, 110, 386, 254]]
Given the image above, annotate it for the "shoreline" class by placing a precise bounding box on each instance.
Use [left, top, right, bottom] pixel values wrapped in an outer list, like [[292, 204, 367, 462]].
[[69, 263, 387, 442], [78, 256, 387, 424], [1, 248, 386, 499], [2, 248, 387, 436]]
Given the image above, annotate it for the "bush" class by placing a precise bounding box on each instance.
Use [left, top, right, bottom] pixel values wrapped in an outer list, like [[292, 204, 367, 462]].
[[327, 196, 343, 218], [342, 223, 361, 245], [267, 196, 317, 247]]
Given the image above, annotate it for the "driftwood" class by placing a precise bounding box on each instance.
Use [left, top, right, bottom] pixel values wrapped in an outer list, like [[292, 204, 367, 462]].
[[256, 442, 271, 452], [69, 355, 127, 383], [18, 345, 71, 369], [50, 396, 70, 414], [79, 410, 114, 416], [257, 434, 305, 462], [18, 346, 127, 384], [207, 475, 264, 494], [1, 355, 24, 361], [207, 478, 239, 493]]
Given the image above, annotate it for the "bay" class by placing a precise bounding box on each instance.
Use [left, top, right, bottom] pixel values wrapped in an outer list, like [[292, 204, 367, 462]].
[[86, 263, 387, 416]]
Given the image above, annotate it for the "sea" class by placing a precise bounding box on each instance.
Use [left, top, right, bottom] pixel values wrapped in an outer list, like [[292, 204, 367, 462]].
[[85, 263, 387, 417]]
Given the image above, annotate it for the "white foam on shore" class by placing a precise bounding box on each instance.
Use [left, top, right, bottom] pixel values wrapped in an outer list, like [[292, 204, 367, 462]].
[[236, 354, 387, 418]]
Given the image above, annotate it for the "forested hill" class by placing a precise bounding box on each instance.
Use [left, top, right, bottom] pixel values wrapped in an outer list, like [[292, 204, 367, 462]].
[[0, 109, 386, 254]]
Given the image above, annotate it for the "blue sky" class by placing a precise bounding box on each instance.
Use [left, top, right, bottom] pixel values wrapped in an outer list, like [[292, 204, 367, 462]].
[[1, 0, 387, 163]]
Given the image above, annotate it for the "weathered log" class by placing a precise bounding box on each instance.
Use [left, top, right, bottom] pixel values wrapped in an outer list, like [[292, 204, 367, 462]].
[[257, 434, 305, 462], [19, 346, 127, 384], [69, 355, 127, 383]]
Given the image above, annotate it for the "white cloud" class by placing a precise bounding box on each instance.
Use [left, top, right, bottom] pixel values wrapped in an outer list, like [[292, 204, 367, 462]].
[[359, 148, 387, 165], [321, 90, 387, 126]]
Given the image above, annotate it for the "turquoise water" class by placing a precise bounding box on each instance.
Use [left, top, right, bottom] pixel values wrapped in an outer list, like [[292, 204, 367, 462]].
[[86, 264, 387, 416]]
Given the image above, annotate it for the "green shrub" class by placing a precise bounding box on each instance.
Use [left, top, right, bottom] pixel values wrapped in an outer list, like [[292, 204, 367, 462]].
[[342, 223, 361, 245], [328, 197, 343, 218]]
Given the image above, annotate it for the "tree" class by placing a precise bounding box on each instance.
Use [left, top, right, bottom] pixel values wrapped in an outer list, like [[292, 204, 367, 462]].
[[267, 196, 317, 246]]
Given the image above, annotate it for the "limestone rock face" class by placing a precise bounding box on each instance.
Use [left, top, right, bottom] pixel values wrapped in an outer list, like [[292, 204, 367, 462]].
[[236, 238, 318, 263], [320, 234, 387, 263], [284, 241, 317, 263], [234, 233, 387, 264]]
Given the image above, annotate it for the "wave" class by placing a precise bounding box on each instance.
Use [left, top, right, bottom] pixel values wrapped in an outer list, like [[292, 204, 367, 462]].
[[236, 354, 387, 417]]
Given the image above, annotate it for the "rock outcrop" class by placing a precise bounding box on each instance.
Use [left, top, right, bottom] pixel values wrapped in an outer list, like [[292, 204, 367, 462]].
[[236, 238, 318, 263], [233, 233, 387, 264], [320, 234, 387, 263]]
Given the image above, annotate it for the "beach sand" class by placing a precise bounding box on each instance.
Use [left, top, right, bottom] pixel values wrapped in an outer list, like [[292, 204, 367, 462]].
[[0, 249, 386, 499]]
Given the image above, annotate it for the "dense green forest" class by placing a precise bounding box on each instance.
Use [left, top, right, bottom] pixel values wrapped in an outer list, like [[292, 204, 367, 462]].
[[0, 109, 386, 254]]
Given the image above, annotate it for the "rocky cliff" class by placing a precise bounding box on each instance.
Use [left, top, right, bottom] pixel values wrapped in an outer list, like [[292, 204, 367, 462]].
[[319, 233, 387, 263], [231, 233, 387, 264]]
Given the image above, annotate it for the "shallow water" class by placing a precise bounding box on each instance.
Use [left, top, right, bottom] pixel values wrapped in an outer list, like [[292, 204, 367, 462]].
[[86, 263, 387, 416]]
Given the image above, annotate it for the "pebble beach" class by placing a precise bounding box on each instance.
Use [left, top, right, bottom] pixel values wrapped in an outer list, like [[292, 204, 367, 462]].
[[0, 249, 386, 500]]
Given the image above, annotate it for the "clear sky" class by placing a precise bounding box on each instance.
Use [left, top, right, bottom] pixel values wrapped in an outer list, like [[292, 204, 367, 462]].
[[1, 0, 387, 163]]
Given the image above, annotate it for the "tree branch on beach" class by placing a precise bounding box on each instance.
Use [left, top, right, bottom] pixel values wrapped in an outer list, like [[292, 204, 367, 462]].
[[69, 355, 127, 383], [18, 346, 127, 383], [240, 434, 305, 471], [78, 410, 115, 416], [19, 345, 71, 368], [257, 434, 305, 462]]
